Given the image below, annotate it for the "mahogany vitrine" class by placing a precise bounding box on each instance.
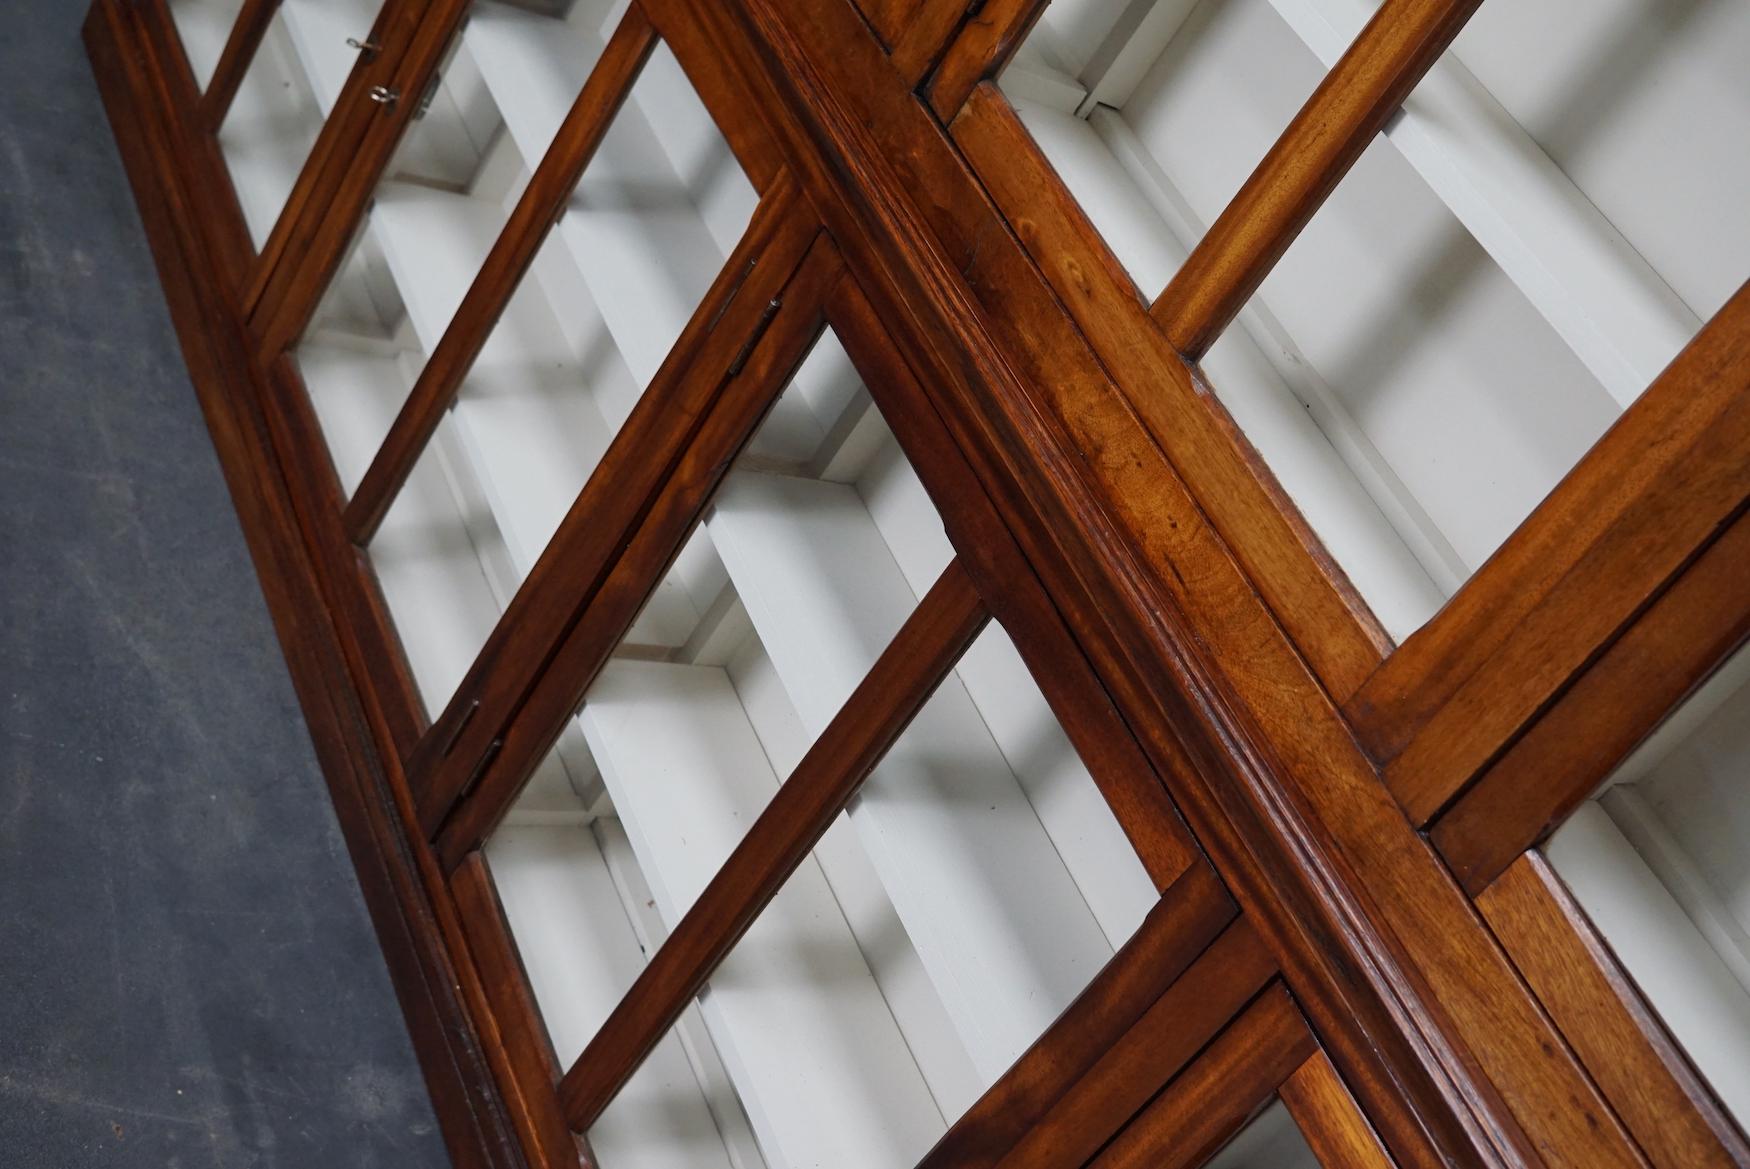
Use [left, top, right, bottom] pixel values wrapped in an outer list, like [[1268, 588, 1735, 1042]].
[[85, 0, 1750, 1164]]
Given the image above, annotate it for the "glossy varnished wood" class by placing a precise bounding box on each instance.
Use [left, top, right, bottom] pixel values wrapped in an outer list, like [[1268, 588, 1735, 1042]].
[[911, 863, 1238, 1169], [991, 916, 1276, 1169], [1478, 853, 1750, 1169], [1433, 503, 1750, 893], [410, 194, 816, 833], [89, 0, 1750, 1159], [1090, 984, 1318, 1169], [1148, 0, 1487, 359], [84, 5, 526, 1161], [452, 854, 590, 1169], [1354, 280, 1750, 825], [951, 80, 1391, 703], [1281, 1052, 1397, 1169], [198, 0, 280, 131], [427, 231, 838, 864], [733, 0, 1649, 1162]]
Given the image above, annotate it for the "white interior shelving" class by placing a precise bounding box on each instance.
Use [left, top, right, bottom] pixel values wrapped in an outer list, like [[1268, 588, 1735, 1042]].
[[1001, 0, 1742, 640], [489, 340, 1159, 1167]]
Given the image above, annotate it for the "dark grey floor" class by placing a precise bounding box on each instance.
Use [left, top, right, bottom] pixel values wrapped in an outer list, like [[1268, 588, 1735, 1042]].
[[0, 6, 449, 1166]]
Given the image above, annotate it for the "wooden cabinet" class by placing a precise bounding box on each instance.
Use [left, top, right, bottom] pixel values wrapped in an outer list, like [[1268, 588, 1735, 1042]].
[[86, 0, 1750, 1164]]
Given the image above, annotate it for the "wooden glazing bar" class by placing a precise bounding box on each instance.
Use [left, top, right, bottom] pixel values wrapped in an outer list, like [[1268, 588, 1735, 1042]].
[[409, 191, 814, 831], [428, 234, 841, 861], [952, 81, 1391, 703], [198, 0, 281, 131], [1433, 505, 1750, 893], [451, 854, 592, 1169], [912, 862, 1236, 1169], [1148, 0, 1485, 359], [890, 0, 984, 87], [262, 353, 429, 760], [342, 4, 659, 543], [1279, 1051, 1395, 1169], [553, 559, 987, 1130], [1089, 983, 1318, 1169], [926, 0, 1044, 121], [825, 274, 1200, 887], [247, 0, 469, 357], [1477, 853, 1750, 1169], [991, 918, 1276, 1169], [1352, 280, 1750, 825]]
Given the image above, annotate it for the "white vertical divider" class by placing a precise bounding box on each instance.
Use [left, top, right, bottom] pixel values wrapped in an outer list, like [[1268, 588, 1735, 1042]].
[[707, 470, 1116, 1080], [593, 818, 773, 1169]]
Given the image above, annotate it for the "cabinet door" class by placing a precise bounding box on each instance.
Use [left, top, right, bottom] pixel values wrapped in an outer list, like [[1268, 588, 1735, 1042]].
[[256, 0, 786, 759]]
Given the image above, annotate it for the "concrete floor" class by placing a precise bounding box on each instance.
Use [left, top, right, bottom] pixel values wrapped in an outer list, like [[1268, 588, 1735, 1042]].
[[0, 6, 449, 1166]]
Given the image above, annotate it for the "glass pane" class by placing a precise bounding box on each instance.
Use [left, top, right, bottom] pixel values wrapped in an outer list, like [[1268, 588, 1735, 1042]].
[[167, 0, 247, 91], [996, 0, 1737, 644], [1205, 1099, 1318, 1169], [217, 2, 356, 248], [293, 1, 758, 717], [485, 325, 1158, 1165], [1546, 641, 1750, 1131]]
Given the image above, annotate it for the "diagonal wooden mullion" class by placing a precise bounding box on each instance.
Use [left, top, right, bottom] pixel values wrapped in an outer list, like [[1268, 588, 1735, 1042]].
[[913, 861, 1237, 1169], [198, 0, 281, 132], [343, 3, 660, 544], [426, 227, 835, 862], [555, 559, 989, 1131], [1278, 1050, 1395, 1169], [408, 190, 817, 837], [984, 915, 1275, 1169], [1479, 853, 1750, 1169], [1090, 983, 1319, 1169], [1432, 501, 1750, 893], [1351, 280, 1750, 826], [1149, 0, 1485, 359]]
